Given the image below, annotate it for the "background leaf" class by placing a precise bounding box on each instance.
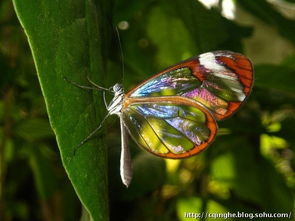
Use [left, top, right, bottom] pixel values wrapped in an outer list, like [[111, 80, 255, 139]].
[[255, 64, 295, 94]]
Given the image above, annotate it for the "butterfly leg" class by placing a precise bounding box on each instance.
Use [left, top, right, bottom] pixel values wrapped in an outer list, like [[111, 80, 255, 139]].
[[102, 91, 108, 109], [72, 113, 110, 156]]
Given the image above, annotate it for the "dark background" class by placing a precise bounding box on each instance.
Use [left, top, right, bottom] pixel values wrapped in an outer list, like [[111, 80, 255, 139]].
[[0, 0, 294, 220]]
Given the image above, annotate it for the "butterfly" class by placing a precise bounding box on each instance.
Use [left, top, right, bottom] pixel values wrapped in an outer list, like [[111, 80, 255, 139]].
[[70, 50, 253, 187]]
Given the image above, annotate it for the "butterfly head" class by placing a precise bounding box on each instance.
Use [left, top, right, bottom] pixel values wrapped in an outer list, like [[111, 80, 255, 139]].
[[107, 83, 124, 115], [112, 83, 124, 93]]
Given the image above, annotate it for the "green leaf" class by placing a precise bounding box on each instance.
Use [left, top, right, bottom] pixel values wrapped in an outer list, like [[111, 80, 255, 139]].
[[15, 118, 54, 141], [211, 138, 293, 212], [255, 64, 295, 94], [12, 0, 111, 220], [117, 0, 252, 91], [145, 6, 195, 68], [28, 145, 57, 199], [171, 0, 252, 53]]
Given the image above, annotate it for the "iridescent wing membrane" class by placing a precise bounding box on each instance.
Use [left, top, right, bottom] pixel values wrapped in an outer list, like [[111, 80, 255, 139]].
[[122, 51, 253, 158], [122, 101, 217, 158]]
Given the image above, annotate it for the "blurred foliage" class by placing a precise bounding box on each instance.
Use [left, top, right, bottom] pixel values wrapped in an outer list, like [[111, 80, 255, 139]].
[[1, 0, 295, 220]]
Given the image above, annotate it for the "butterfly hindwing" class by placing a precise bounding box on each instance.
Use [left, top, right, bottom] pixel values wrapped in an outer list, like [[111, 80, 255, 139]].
[[122, 98, 217, 158]]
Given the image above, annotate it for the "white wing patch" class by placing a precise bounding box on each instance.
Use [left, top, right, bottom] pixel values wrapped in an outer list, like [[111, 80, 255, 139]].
[[199, 52, 227, 72], [199, 52, 246, 102]]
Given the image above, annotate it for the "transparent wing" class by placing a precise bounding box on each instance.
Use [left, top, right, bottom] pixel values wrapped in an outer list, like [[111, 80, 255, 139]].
[[122, 100, 217, 159], [126, 51, 253, 120]]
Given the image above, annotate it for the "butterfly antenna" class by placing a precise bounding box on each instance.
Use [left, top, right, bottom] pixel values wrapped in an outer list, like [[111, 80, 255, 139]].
[[86, 76, 113, 93], [73, 113, 110, 156], [115, 25, 125, 84]]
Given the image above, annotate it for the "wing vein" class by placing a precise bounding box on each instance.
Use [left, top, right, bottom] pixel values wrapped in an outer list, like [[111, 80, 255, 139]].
[[122, 112, 150, 149], [129, 108, 171, 151], [131, 106, 199, 147]]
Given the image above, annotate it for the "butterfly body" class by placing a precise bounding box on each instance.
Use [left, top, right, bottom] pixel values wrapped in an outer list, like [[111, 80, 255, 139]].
[[106, 83, 125, 116]]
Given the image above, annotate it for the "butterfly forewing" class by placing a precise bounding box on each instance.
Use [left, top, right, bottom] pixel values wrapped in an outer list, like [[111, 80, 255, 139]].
[[126, 51, 253, 120], [122, 99, 217, 159]]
